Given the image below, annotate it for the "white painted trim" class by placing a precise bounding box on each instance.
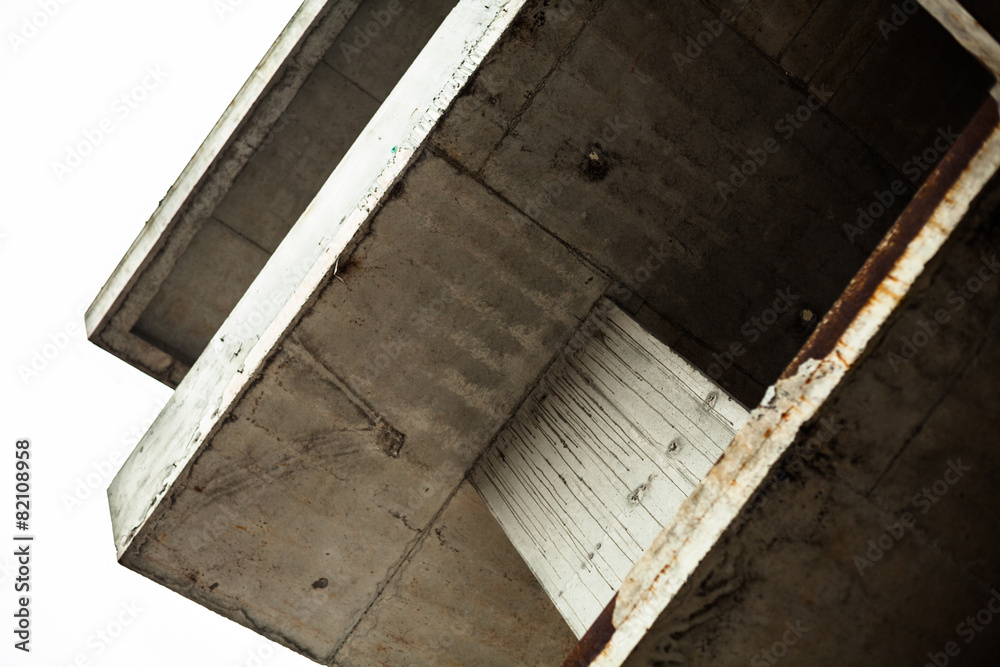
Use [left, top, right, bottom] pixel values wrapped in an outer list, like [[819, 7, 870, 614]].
[[108, 0, 530, 559], [918, 0, 1000, 86], [85, 0, 359, 339], [474, 302, 748, 637]]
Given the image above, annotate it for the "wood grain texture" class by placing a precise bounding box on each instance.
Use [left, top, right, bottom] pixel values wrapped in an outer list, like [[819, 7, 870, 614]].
[[472, 300, 748, 637]]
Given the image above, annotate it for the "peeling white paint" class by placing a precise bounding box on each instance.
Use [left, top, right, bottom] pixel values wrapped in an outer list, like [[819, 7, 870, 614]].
[[108, 0, 530, 560], [473, 301, 748, 638]]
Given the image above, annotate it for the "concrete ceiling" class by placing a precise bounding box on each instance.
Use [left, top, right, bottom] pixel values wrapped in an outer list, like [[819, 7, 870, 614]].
[[88, 0, 1000, 664]]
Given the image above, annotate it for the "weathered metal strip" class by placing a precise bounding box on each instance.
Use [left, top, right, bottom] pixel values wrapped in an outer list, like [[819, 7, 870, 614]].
[[785, 99, 1000, 379]]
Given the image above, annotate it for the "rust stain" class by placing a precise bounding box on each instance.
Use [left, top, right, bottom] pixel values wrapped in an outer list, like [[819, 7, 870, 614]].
[[557, 103, 1000, 658], [561, 597, 617, 667], [782, 99, 999, 380], [236, 525, 247, 531], [630, 50, 645, 73], [576, 93, 1000, 667]]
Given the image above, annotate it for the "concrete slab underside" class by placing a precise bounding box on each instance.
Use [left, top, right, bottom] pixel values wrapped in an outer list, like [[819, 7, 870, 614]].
[[614, 161, 1000, 667], [132, 0, 458, 368], [88, 0, 457, 384], [123, 153, 601, 664], [105, 0, 998, 665], [429, 0, 990, 406]]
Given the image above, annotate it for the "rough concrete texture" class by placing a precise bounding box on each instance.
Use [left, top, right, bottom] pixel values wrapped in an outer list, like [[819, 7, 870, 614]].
[[91, 0, 457, 379], [713, 0, 994, 174], [102, 0, 1000, 664], [98, 0, 992, 398], [432, 0, 991, 407], [134, 217, 272, 363], [132, 0, 457, 369], [617, 169, 1000, 666], [322, 0, 457, 101], [127, 341, 576, 664], [332, 482, 575, 666], [211, 63, 382, 255], [123, 152, 601, 662], [574, 98, 1000, 667]]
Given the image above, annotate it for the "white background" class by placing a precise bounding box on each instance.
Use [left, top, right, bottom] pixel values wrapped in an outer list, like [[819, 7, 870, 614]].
[[1, 1, 318, 665]]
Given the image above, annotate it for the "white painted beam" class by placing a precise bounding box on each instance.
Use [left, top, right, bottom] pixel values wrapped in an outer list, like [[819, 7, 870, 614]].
[[473, 300, 749, 637], [918, 0, 1000, 86], [108, 0, 530, 561]]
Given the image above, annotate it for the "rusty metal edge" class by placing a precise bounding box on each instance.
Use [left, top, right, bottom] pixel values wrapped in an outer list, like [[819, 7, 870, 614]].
[[561, 597, 617, 667], [783, 98, 1000, 380], [563, 75, 1000, 667]]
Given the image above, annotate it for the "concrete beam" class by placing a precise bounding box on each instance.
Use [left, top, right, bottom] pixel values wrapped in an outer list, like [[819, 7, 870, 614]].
[[474, 300, 748, 637], [107, 3, 587, 663], [86, 0, 456, 385]]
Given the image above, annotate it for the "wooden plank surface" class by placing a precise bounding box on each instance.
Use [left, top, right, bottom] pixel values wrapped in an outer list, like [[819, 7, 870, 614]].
[[472, 300, 749, 637]]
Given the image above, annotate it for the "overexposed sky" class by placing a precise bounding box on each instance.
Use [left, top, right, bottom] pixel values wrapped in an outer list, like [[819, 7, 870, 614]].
[[1, 1, 316, 665]]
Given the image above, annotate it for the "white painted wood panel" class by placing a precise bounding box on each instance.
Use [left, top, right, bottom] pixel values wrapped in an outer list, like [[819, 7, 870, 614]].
[[472, 300, 749, 637]]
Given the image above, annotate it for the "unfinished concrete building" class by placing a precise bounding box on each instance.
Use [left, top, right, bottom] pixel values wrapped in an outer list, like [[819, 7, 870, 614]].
[[88, 0, 1000, 664]]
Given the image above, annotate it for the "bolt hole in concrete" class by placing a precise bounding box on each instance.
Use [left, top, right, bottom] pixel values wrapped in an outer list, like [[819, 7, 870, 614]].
[[581, 144, 612, 181]]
